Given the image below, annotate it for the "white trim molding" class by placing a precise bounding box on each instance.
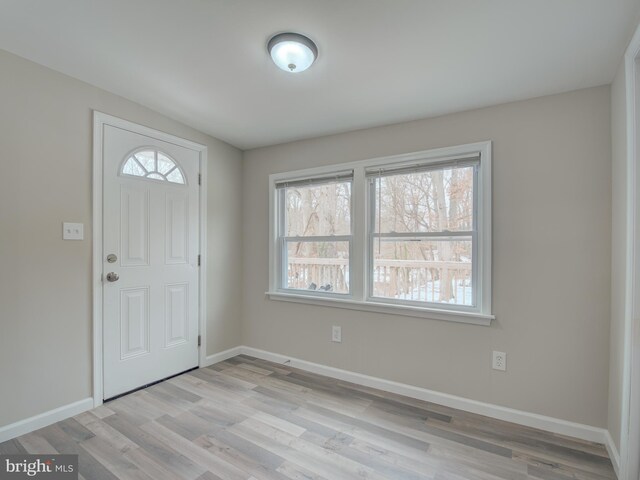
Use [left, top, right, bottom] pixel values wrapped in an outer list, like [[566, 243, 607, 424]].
[[239, 346, 609, 445], [202, 346, 245, 367], [605, 429, 621, 478], [0, 346, 617, 459], [92, 111, 208, 408], [198, 135, 209, 370], [620, 21, 640, 480], [0, 398, 93, 444], [266, 291, 494, 326], [267, 141, 493, 325]]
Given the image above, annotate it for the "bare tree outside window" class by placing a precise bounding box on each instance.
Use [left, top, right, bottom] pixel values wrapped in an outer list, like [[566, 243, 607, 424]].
[[280, 180, 352, 293], [270, 144, 491, 320], [371, 165, 475, 306], [277, 165, 475, 305]]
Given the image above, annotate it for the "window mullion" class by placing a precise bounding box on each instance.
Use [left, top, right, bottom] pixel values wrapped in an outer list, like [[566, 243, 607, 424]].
[[350, 166, 366, 301], [277, 188, 286, 289], [366, 175, 377, 301], [372, 231, 474, 239], [283, 235, 352, 242], [472, 163, 480, 311]]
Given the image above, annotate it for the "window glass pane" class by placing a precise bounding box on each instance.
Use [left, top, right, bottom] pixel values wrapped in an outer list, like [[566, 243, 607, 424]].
[[122, 150, 185, 185], [284, 181, 351, 237], [374, 166, 474, 234], [372, 239, 472, 306], [285, 241, 349, 294], [166, 169, 185, 184], [122, 158, 146, 176], [157, 153, 176, 175], [135, 151, 155, 172]]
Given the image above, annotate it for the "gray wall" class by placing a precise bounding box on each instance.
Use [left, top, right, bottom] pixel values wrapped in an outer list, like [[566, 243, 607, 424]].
[[609, 61, 628, 451], [0, 46, 616, 433], [0, 49, 243, 427], [242, 86, 612, 428]]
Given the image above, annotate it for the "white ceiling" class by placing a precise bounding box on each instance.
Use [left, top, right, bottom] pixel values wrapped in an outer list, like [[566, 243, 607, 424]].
[[1, 1, 639, 149]]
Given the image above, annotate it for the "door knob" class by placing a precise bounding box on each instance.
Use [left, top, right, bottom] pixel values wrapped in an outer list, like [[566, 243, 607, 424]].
[[106, 272, 119, 282]]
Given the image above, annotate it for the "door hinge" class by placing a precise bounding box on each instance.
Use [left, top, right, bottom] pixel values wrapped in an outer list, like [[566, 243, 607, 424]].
[[198, 335, 201, 347], [198, 173, 202, 186], [197, 254, 201, 266]]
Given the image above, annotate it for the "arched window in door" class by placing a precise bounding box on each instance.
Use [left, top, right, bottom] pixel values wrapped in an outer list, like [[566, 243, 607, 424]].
[[121, 149, 186, 184]]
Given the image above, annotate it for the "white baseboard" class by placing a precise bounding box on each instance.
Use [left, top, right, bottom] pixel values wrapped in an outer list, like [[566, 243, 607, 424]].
[[0, 398, 93, 444], [604, 430, 620, 477], [0, 345, 239, 444], [238, 346, 610, 446], [202, 345, 244, 367], [0, 345, 617, 464]]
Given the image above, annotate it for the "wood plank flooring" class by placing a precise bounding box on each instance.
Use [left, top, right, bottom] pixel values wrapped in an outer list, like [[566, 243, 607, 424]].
[[0, 355, 615, 479]]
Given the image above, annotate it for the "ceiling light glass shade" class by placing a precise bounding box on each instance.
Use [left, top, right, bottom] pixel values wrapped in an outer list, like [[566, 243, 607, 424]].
[[268, 33, 318, 73]]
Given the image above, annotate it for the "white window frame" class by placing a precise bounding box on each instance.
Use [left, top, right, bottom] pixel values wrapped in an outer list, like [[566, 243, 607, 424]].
[[267, 141, 493, 326], [366, 157, 480, 313], [275, 173, 354, 298]]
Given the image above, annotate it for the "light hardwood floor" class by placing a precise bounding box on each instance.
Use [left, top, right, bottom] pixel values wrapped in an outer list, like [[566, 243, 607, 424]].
[[0, 355, 615, 479]]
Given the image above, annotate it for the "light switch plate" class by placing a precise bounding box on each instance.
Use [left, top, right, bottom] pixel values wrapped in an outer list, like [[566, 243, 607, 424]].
[[332, 326, 342, 343], [63, 222, 84, 240]]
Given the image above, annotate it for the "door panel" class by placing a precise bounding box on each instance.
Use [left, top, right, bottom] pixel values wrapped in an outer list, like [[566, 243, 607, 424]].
[[120, 186, 150, 266], [103, 124, 200, 399], [165, 283, 189, 347], [120, 287, 150, 359], [165, 193, 189, 264]]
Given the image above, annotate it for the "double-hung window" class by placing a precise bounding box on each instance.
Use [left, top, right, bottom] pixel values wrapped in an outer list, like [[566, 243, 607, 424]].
[[274, 172, 353, 295], [367, 157, 478, 310], [269, 142, 492, 325]]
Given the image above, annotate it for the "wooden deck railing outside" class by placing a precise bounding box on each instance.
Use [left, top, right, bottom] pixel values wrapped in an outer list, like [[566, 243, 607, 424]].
[[287, 257, 472, 305]]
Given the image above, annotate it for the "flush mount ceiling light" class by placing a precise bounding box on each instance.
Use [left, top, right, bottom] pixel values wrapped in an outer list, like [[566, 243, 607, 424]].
[[267, 32, 318, 73]]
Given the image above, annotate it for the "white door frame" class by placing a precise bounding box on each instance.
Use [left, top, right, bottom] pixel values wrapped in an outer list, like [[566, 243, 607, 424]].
[[621, 23, 640, 480], [92, 111, 208, 407]]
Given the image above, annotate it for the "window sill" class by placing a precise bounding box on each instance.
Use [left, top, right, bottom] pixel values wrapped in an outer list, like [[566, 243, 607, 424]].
[[265, 291, 494, 326]]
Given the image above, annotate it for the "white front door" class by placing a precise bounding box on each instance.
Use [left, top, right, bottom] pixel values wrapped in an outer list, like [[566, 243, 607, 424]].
[[102, 124, 200, 400]]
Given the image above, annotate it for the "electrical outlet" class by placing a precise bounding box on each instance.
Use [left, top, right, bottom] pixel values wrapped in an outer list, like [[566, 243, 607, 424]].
[[492, 351, 506, 371], [332, 326, 342, 343]]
